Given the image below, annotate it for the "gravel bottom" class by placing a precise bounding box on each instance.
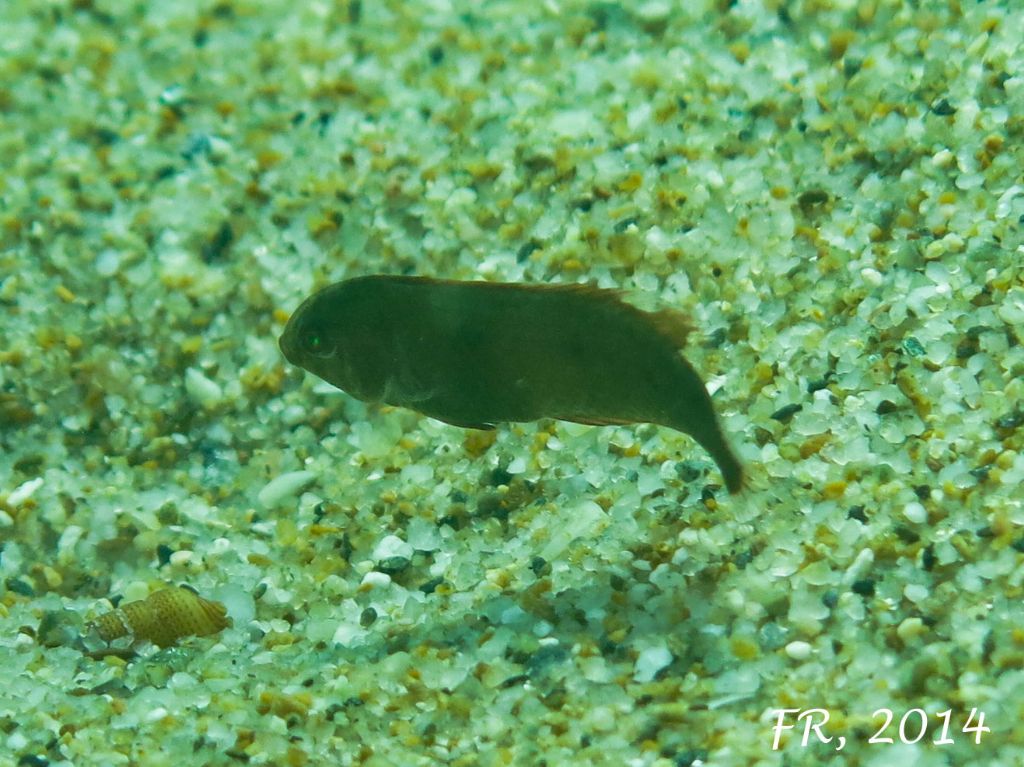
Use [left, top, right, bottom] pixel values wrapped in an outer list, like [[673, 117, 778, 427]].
[[2, 1, 1023, 765]]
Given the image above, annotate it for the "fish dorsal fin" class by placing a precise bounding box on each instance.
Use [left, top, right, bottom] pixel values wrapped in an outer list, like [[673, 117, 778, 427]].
[[545, 282, 693, 348], [540, 281, 624, 299], [646, 307, 693, 349]]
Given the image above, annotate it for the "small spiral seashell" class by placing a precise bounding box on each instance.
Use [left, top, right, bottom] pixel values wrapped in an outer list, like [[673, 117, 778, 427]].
[[91, 587, 231, 648]]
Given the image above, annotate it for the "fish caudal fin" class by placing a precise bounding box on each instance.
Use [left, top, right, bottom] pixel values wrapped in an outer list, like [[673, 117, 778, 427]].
[[716, 447, 744, 494], [667, 411, 744, 494]]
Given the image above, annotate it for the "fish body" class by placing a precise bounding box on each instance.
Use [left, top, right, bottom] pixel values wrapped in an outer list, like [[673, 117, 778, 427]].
[[280, 275, 743, 493]]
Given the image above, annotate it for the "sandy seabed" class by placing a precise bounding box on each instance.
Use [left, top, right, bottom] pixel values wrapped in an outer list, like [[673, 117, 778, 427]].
[[2, 1, 1023, 765]]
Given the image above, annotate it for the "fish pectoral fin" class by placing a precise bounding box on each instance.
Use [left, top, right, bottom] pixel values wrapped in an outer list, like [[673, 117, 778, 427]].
[[555, 414, 635, 427]]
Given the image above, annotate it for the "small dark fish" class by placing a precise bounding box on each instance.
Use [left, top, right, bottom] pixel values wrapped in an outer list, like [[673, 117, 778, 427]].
[[280, 276, 744, 493]]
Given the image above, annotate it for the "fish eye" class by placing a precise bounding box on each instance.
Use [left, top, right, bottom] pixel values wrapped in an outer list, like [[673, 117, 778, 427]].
[[301, 327, 334, 358]]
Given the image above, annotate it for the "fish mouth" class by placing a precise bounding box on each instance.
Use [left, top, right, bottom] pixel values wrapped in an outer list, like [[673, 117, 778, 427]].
[[278, 322, 298, 365]]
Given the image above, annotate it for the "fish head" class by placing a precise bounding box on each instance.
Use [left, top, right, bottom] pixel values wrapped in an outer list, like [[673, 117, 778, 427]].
[[279, 280, 384, 401], [279, 289, 348, 382]]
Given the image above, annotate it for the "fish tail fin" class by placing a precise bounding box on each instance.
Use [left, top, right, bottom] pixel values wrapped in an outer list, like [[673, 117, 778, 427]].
[[665, 410, 745, 493], [713, 442, 744, 494], [662, 359, 744, 494]]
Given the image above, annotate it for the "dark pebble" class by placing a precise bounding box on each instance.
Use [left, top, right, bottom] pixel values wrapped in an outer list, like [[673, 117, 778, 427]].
[[902, 336, 926, 357], [156, 544, 174, 567], [875, 399, 898, 415], [797, 189, 829, 207], [851, 579, 875, 597], [674, 749, 709, 767], [419, 576, 445, 594], [675, 460, 704, 482], [180, 132, 211, 161], [995, 411, 1023, 430], [969, 465, 990, 481], [770, 403, 803, 422], [527, 644, 569, 674], [613, 216, 638, 233], [516, 240, 541, 262], [376, 556, 410, 575], [894, 525, 919, 543], [706, 327, 728, 349], [6, 577, 35, 597], [499, 674, 529, 688], [489, 467, 513, 487], [807, 374, 832, 393], [921, 544, 937, 570], [202, 220, 234, 262]]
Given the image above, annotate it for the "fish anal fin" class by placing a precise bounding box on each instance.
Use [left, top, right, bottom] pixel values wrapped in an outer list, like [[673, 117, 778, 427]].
[[429, 415, 497, 430], [556, 414, 635, 427]]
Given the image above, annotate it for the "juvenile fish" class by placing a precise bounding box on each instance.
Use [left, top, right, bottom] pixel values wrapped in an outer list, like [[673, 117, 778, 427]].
[[280, 275, 744, 493]]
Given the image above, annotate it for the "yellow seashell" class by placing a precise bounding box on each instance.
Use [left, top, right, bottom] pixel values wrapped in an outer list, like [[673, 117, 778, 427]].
[[91, 587, 231, 648]]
